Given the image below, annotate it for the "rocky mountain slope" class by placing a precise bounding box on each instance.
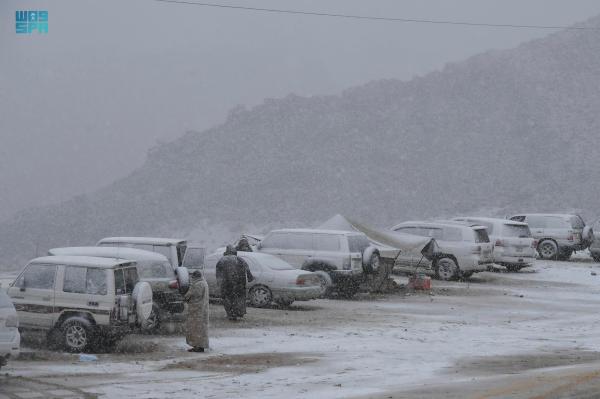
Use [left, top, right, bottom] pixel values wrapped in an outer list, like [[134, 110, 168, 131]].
[[2, 17, 600, 269]]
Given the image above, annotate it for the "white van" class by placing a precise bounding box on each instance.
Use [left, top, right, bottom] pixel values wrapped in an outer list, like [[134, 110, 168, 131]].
[[0, 290, 20, 369], [8, 256, 153, 352]]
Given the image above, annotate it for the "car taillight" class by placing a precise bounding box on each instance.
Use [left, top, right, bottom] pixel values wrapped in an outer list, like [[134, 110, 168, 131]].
[[531, 240, 538, 248], [296, 277, 306, 286], [495, 239, 504, 247], [6, 315, 18, 328], [169, 280, 179, 289], [567, 234, 574, 241]]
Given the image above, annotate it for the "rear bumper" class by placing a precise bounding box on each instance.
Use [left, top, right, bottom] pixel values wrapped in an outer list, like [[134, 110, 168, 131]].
[[495, 255, 535, 266], [0, 329, 21, 360], [272, 286, 322, 302], [460, 255, 492, 272]]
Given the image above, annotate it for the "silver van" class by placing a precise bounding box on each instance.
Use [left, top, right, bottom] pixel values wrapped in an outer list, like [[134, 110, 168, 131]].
[[453, 217, 536, 271], [391, 221, 493, 280], [508, 214, 594, 260]]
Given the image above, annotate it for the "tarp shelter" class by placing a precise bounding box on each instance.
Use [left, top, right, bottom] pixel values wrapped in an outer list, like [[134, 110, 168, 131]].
[[318, 214, 438, 261]]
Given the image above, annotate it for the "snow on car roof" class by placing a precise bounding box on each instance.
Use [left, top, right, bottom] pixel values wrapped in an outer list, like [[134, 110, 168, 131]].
[[512, 213, 576, 219], [271, 228, 364, 235], [48, 246, 168, 262], [453, 216, 528, 226], [30, 256, 136, 269], [394, 220, 487, 230], [97, 237, 186, 246]]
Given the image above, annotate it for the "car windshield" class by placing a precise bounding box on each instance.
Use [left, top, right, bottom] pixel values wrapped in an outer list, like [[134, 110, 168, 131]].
[[348, 235, 370, 253], [473, 228, 490, 243], [0, 292, 13, 308], [252, 255, 294, 270], [503, 224, 532, 238]]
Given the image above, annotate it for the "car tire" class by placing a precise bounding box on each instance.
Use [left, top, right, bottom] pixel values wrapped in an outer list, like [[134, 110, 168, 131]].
[[592, 255, 600, 263], [538, 240, 558, 260], [434, 257, 459, 281], [461, 271, 474, 279], [249, 286, 272, 308], [505, 265, 522, 272], [557, 248, 573, 261], [275, 298, 294, 307], [362, 248, 380, 274], [336, 278, 360, 299], [62, 318, 94, 353], [142, 304, 161, 333], [312, 270, 333, 298]]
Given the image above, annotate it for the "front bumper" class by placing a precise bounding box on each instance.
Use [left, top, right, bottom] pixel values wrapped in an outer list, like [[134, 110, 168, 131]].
[[272, 286, 322, 302], [0, 328, 21, 360]]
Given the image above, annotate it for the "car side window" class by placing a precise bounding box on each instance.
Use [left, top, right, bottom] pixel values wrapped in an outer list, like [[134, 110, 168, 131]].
[[525, 216, 546, 228], [442, 227, 462, 241], [63, 266, 87, 293], [124, 267, 139, 293], [544, 217, 567, 229], [314, 234, 341, 252], [510, 216, 526, 222], [114, 269, 126, 295], [286, 233, 313, 250], [87, 268, 108, 295], [261, 233, 286, 249], [15, 263, 56, 290]]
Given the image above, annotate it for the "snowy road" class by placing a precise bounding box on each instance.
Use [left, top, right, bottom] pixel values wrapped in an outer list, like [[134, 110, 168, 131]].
[[3, 257, 600, 398]]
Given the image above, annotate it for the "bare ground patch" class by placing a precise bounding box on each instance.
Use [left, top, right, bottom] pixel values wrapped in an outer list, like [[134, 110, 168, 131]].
[[163, 352, 319, 374], [454, 349, 600, 375]]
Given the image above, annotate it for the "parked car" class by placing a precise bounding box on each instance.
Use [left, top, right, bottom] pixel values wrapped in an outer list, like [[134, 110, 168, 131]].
[[0, 289, 20, 370], [48, 247, 185, 331], [96, 237, 205, 270], [453, 217, 536, 271], [390, 221, 493, 280], [254, 228, 382, 297], [7, 256, 153, 352], [589, 220, 600, 262], [508, 214, 594, 260], [204, 251, 321, 307]]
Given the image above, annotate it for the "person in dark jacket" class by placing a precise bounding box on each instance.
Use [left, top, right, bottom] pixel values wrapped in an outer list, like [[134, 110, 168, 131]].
[[216, 245, 254, 320], [236, 237, 253, 252]]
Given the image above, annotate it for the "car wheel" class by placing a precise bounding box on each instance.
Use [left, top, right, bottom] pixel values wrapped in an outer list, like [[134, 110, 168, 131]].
[[593, 254, 600, 263], [505, 265, 522, 272], [538, 240, 558, 260], [143, 304, 161, 333], [275, 298, 294, 307], [337, 278, 360, 298], [557, 248, 573, 261], [461, 271, 474, 279], [62, 319, 94, 353], [434, 257, 459, 281], [249, 286, 272, 308], [313, 270, 333, 298]]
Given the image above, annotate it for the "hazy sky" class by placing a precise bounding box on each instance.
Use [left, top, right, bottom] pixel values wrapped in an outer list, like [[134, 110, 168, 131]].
[[2, 0, 600, 221]]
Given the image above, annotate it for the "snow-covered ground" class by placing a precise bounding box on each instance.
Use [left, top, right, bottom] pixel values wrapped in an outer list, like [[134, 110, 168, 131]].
[[3, 256, 600, 398]]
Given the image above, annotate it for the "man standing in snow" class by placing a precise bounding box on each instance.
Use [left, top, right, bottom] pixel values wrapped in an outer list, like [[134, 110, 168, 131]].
[[184, 270, 209, 352], [216, 245, 254, 320]]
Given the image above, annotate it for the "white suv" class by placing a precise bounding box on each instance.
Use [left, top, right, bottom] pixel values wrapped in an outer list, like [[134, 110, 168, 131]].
[[509, 214, 594, 260], [48, 247, 185, 332], [255, 229, 381, 297], [453, 217, 536, 271], [0, 289, 20, 370], [391, 221, 493, 280], [8, 256, 153, 352]]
